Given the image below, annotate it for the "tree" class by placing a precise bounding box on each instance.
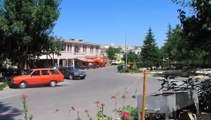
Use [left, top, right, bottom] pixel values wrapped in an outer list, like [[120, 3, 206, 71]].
[[162, 25, 183, 67], [123, 50, 139, 64], [140, 27, 160, 69], [106, 46, 120, 60], [0, 0, 60, 69], [172, 0, 211, 66]]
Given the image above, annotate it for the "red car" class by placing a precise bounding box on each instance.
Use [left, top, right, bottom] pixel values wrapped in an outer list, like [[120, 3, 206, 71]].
[[10, 68, 64, 88]]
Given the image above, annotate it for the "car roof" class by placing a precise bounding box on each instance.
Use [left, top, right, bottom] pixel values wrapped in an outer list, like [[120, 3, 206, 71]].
[[31, 68, 56, 70], [59, 66, 74, 68]]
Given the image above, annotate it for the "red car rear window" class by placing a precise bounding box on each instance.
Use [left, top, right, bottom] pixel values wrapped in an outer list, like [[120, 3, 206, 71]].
[[50, 69, 59, 75]]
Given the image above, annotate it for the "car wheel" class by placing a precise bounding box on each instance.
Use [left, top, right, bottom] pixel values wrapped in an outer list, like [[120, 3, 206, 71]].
[[69, 75, 73, 80], [49, 81, 56, 87], [81, 77, 85, 79], [19, 81, 27, 88]]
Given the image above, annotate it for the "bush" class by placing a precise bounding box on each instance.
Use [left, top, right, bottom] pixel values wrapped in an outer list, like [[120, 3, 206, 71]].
[[129, 67, 140, 73], [0, 82, 8, 90], [117, 64, 124, 72], [117, 64, 129, 73], [121, 105, 138, 120]]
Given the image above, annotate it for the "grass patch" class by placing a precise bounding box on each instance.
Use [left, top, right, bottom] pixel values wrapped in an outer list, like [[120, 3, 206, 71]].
[[0, 82, 8, 90]]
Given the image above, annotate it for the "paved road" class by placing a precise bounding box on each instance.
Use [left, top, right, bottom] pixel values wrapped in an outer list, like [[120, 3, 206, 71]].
[[0, 66, 161, 120]]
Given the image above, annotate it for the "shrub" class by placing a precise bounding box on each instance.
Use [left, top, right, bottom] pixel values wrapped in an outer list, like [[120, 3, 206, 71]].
[[117, 64, 124, 72], [97, 111, 112, 120], [117, 64, 129, 73], [129, 67, 140, 73], [121, 105, 138, 120], [0, 82, 8, 90]]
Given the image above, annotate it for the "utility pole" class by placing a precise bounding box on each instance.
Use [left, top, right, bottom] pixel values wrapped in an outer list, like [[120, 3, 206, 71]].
[[125, 32, 127, 69], [141, 70, 147, 120]]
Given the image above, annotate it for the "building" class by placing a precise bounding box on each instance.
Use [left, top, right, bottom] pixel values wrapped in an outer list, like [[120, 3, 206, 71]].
[[39, 39, 101, 68]]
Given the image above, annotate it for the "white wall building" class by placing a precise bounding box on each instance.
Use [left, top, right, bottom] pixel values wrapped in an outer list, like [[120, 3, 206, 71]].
[[39, 39, 101, 67]]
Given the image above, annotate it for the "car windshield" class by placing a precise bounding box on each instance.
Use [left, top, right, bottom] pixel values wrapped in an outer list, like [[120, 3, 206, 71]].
[[67, 67, 74, 70], [24, 70, 33, 75], [74, 68, 81, 71]]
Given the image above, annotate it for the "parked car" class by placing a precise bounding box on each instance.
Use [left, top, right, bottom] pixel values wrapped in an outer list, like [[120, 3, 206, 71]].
[[111, 60, 120, 65], [58, 66, 86, 80], [10, 68, 64, 88]]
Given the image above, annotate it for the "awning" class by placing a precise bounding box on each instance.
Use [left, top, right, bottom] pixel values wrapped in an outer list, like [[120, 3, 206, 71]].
[[76, 58, 88, 62], [87, 59, 94, 62], [94, 58, 103, 63]]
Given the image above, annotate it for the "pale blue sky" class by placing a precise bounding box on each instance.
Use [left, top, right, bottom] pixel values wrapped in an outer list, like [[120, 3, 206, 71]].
[[53, 0, 181, 47]]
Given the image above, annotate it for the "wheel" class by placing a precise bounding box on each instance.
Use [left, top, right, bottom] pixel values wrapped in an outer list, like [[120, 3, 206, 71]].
[[49, 81, 56, 87], [81, 77, 85, 79], [19, 82, 27, 88], [69, 75, 73, 80]]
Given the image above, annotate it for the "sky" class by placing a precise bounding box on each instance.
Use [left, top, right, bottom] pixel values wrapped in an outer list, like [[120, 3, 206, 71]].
[[53, 0, 182, 47]]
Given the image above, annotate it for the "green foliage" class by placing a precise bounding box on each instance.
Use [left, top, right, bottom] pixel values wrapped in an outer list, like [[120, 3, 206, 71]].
[[140, 27, 160, 69], [106, 46, 116, 60], [96, 104, 112, 120], [48, 37, 64, 56], [0, 82, 7, 90], [0, 0, 60, 68], [129, 67, 139, 73], [117, 64, 124, 72], [97, 111, 112, 120], [123, 51, 139, 64], [121, 105, 138, 120], [162, 25, 184, 67], [106, 46, 122, 60], [117, 64, 129, 73], [171, 0, 211, 66]]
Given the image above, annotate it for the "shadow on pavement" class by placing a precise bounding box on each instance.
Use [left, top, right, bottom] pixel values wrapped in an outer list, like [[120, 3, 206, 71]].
[[0, 102, 22, 120]]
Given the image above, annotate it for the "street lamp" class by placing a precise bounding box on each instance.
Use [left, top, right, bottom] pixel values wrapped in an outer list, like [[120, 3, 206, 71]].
[[125, 32, 127, 69]]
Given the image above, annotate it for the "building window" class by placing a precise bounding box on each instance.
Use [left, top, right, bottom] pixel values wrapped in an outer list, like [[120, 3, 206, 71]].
[[90, 46, 93, 53], [67, 44, 69, 52], [61, 43, 66, 51], [68, 44, 72, 52], [83, 45, 87, 52], [74, 45, 80, 53], [96, 46, 99, 53]]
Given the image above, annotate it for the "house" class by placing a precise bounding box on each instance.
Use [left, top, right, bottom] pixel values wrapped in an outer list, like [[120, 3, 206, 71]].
[[39, 39, 101, 68]]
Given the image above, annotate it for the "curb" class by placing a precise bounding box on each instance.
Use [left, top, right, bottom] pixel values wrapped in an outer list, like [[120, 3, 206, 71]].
[[3, 85, 10, 91]]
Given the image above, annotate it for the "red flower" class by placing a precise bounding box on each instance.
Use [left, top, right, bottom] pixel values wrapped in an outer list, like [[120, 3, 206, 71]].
[[121, 111, 130, 120]]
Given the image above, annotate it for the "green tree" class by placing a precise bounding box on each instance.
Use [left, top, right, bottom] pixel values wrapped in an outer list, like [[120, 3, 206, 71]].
[[162, 25, 183, 67], [172, 0, 211, 66], [0, 0, 60, 69], [140, 27, 160, 69], [123, 50, 139, 64], [106, 46, 118, 60]]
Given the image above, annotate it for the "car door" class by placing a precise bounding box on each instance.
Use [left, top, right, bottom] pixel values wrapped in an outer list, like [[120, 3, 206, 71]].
[[67, 67, 74, 77], [41, 69, 52, 84], [30, 70, 41, 85]]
